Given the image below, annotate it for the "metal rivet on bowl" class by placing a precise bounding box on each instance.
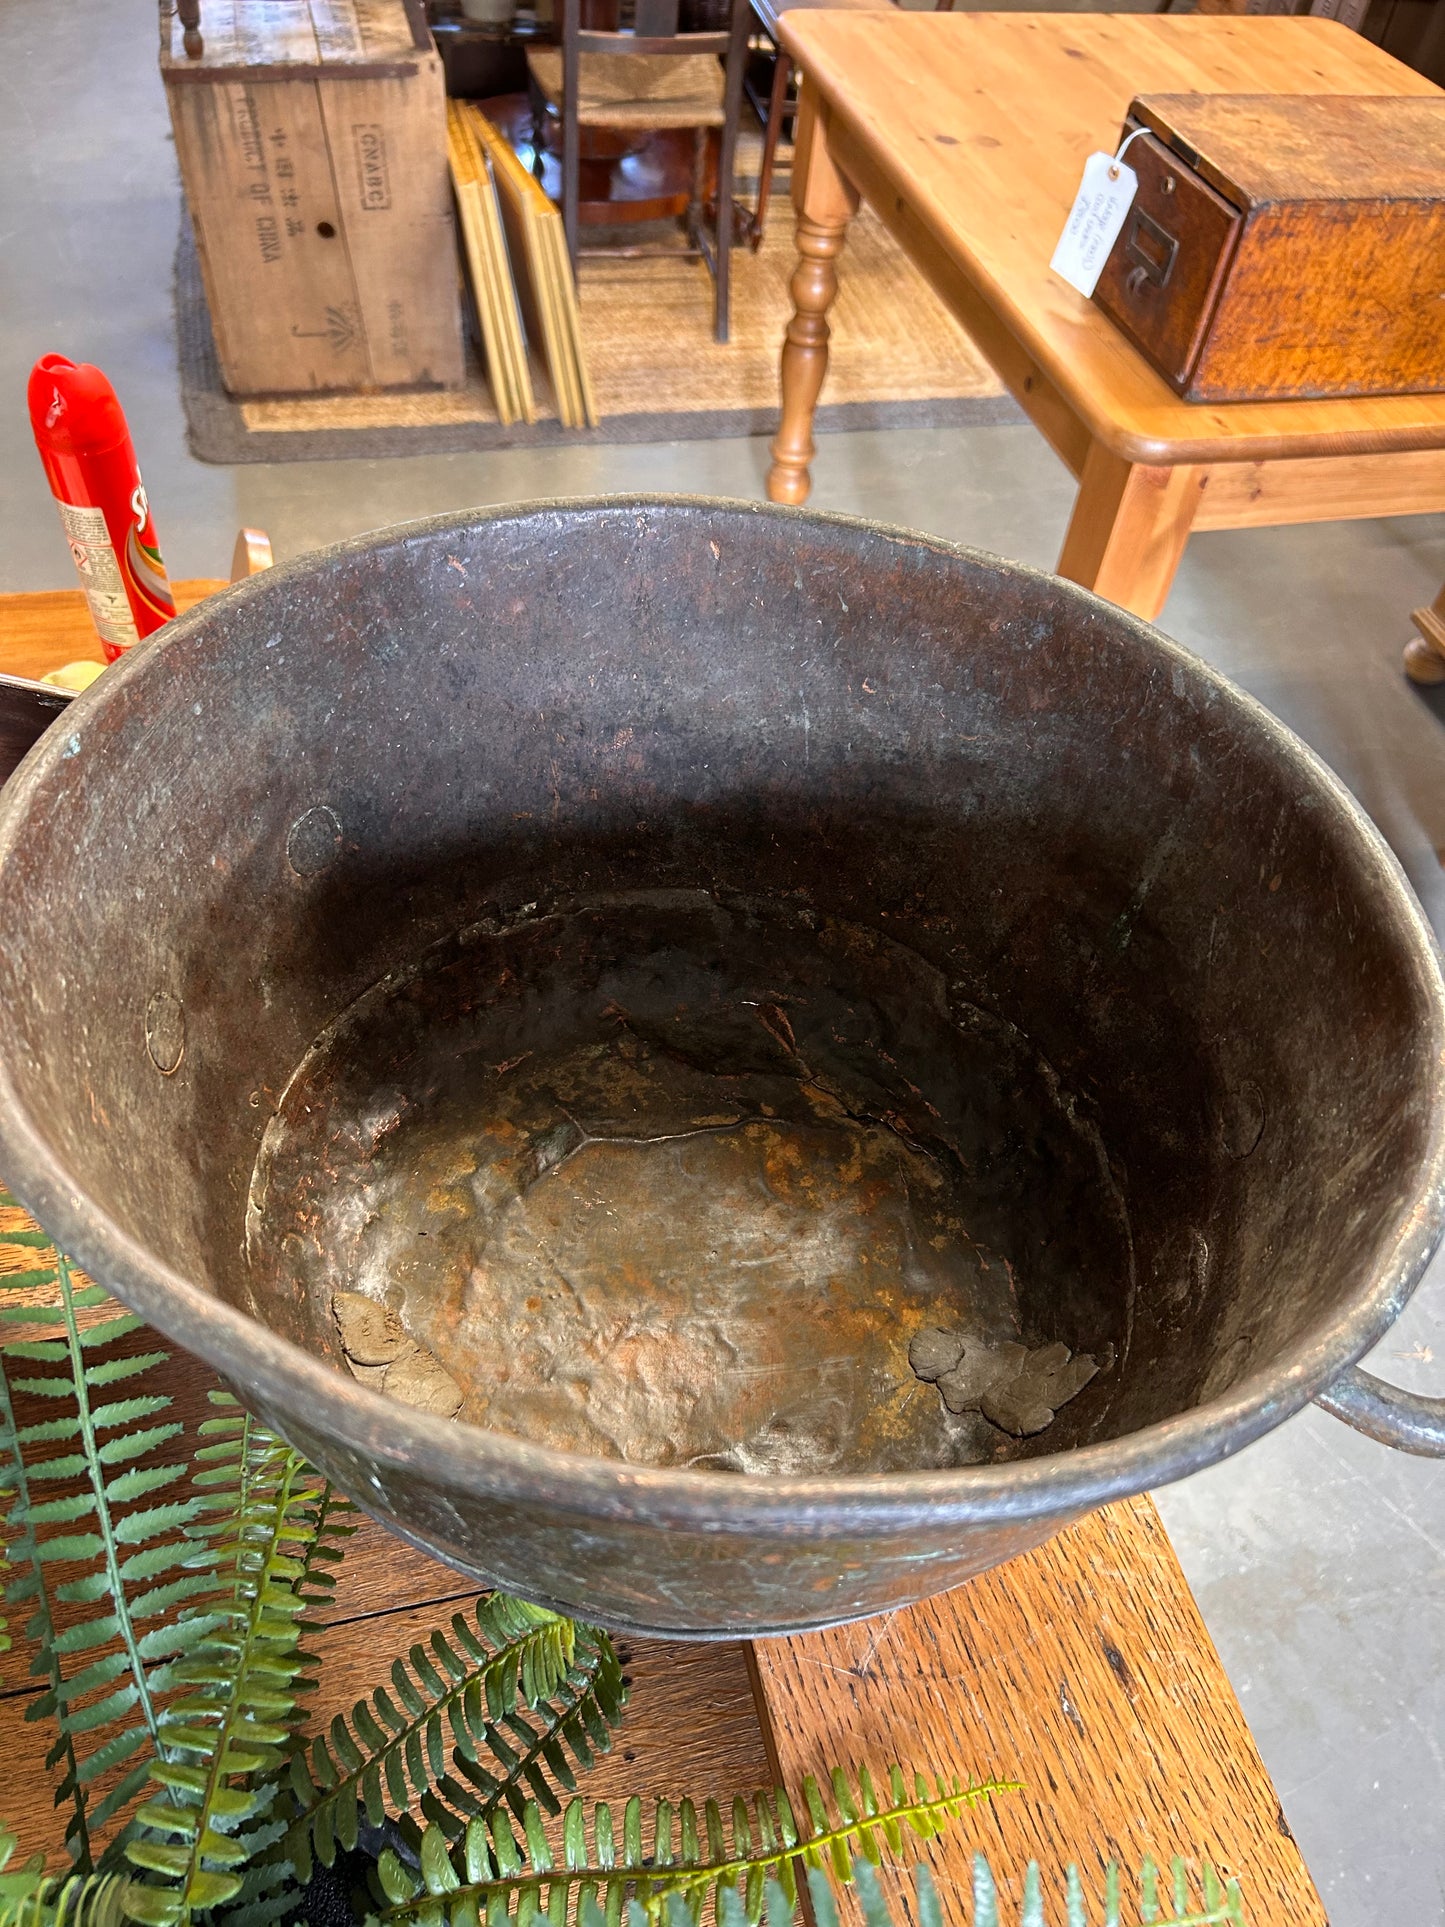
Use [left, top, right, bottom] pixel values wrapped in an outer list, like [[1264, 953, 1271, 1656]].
[[145, 990, 186, 1076], [286, 805, 343, 878]]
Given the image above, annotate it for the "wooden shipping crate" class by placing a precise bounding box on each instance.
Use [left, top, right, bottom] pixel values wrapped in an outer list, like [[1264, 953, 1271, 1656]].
[[161, 0, 465, 395]]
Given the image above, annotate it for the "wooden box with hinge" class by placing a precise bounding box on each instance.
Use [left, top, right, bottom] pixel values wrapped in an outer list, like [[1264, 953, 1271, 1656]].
[[161, 0, 464, 396], [1091, 93, 1445, 404]]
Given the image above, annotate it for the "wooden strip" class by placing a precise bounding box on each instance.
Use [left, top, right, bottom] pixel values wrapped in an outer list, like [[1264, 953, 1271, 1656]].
[[1194, 444, 1445, 530], [465, 105, 586, 429], [449, 108, 523, 423], [472, 178, 524, 425], [352, 0, 424, 59], [479, 150, 539, 425], [546, 219, 598, 429], [454, 105, 538, 424], [537, 222, 585, 429], [308, 0, 366, 60], [751, 1495, 1326, 1925], [465, 178, 520, 423], [449, 111, 508, 417], [164, 61, 419, 81], [234, 0, 320, 68]]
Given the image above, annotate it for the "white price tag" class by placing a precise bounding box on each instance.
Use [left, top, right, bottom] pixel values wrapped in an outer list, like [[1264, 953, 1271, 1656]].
[[1050, 148, 1139, 298]]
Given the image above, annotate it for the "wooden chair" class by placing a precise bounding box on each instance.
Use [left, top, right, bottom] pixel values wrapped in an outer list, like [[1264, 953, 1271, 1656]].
[[527, 0, 752, 342]]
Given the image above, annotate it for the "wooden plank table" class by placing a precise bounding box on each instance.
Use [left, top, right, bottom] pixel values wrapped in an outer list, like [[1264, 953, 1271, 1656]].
[[0, 588, 1327, 1922], [764, 12, 1445, 621]]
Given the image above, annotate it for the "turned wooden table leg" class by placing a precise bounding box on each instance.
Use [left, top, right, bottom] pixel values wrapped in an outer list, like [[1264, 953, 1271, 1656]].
[[1405, 581, 1445, 684], [1057, 442, 1206, 623], [766, 91, 859, 507]]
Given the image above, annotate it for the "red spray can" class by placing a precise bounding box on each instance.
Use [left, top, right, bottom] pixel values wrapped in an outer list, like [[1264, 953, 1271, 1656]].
[[27, 355, 176, 662]]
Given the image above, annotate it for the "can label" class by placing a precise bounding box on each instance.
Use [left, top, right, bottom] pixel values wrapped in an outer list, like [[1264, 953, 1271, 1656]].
[[123, 483, 177, 629], [57, 500, 140, 652]]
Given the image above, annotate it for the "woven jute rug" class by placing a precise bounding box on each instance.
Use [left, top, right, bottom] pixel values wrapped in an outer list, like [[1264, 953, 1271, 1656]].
[[177, 187, 1015, 464]]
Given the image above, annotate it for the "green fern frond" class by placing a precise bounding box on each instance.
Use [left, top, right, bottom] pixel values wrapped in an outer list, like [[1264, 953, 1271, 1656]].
[[209, 1462, 363, 1927], [441, 1624, 626, 1829], [122, 1412, 320, 1927], [0, 1870, 137, 1927], [0, 1347, 92, 1870], [286, 1595, 613, 1880], [0, 1197, 214, 1867], [371, 1764, 1011, 1927], [885, 1856, 1241, 1927], [294, 1481, 360, 1625], [0, 1825, 47, 1915], [0, 1820, 139, 1927]]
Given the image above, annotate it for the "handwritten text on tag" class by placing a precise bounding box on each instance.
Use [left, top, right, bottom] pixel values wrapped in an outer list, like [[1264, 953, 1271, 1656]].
[[1050, 151, 1137, 298]]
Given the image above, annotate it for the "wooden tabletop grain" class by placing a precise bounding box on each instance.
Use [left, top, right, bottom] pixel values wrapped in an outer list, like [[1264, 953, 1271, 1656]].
[[776, 11, 1445, 465], [0, 590, 1327, 1921]]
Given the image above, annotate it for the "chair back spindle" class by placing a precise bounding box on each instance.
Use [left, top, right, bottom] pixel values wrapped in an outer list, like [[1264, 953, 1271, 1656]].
[[177, 0, 204, 58]]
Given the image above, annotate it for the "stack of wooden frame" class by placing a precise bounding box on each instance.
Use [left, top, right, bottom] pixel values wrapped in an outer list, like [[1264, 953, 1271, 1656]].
[[447, 102, 598, 430], [446, 102, 535, 426]]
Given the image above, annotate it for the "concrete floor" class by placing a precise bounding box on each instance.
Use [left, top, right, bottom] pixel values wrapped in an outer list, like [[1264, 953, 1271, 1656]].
[[7, 1, 1445, 1918]]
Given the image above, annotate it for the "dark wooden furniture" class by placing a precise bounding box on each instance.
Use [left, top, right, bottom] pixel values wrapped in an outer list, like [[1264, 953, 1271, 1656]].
[[764, 12, 1445, 622], [0, 1177, 1326, 1917], [1362, 0, 1445, 87], [480, 92, 708, 231], [1169, 0, 1369, 21], [1093, 93, 1445, 402], [526, 0, 751, 339]]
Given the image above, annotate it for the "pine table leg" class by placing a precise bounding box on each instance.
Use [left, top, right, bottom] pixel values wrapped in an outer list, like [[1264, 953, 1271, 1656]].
[[1405, 580, 1445, 684], [766, 92, 859, 507], [1057, 442, 1206, 623]]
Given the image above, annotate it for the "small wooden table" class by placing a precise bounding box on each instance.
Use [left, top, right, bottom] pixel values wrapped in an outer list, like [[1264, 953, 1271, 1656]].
[[0, 588, 1326, 1921], [765, 12, 1445, 621]]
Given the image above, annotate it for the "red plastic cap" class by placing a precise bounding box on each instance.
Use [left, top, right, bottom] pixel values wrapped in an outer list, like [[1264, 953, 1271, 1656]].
[[27, 355, 132, 459]]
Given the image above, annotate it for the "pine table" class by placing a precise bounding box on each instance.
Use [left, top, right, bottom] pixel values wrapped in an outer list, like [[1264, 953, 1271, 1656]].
[[764, 12, 1445, 621], [0, 584, 1327, 1921]]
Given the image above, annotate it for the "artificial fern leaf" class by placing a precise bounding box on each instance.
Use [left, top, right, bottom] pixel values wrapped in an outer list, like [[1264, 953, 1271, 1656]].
[[0, 1306, 94, 1869], [371, 1765, 1009, 1927], [440, 1623, 625, 1829], [371, 1789, 1248, 1927], [0, 1870, 136, 1927], [0, 1198, 212, 1865], [122, 1410, 320, 1926], [0, 1817, 138, 1927], [989, 1855, 1245, 1927], [287, 1596, 622, 1878], [956, 1856, 1244, 1927]]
